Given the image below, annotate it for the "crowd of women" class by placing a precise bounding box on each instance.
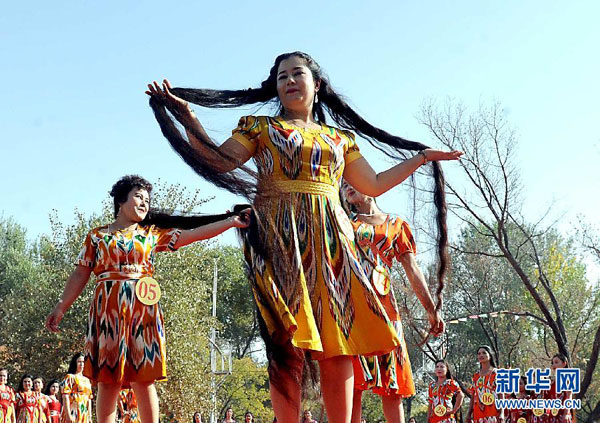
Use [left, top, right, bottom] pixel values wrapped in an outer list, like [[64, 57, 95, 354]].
[[0, 50, 568, 423], [0, 355, 140, 423]]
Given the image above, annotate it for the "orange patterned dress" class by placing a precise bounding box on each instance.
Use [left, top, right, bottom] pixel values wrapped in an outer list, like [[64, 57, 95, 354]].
[[232, 116, 400, 359], [350, 214, 416, 397], [0, 385, 15, 423], [471, 370, 499, 423], [117, 389, 139, 423], [15, 392, 38, 423], [76, 224, 181, 385], [429, 379, 461, 423], [60, 374, 92, 423]]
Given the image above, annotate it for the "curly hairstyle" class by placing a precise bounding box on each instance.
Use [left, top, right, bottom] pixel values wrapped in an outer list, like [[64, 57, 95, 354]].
[[109, 175, 250, 229]]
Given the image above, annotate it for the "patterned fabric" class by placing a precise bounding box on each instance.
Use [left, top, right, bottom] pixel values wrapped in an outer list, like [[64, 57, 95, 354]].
[[46, 398, 60, 423], [508, 395, 530, 423], [232, 116, 400, 359], [118, 389, 139, 423], [34, 394, 48, 423], [350, 215, 416, 396], [471, 370, 499, 423], [60, 374, 92, 423], [547, 380, 572, 423], [15, 392, 39, 423], [0, 386, 15, 423], [428, 379, 461, 423], [77, 224, 181, 385]]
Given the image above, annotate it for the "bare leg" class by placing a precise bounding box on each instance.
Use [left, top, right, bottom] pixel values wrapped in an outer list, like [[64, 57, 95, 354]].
[[96, 383, 120, 423], [268, 345, 303, 423], [131, 382, 159, 423], [351, 389, 363, 423], [320, 356, 354, 423], [381, 395, 404, 423], [270, 370, 302, 423]]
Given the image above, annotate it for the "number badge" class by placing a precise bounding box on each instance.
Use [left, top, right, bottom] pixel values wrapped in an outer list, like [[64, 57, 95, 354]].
[[481, 392, 495, 406], [434, 405, 447, 417], [533, 409, 545, 417], [135, 277, 162, 306]]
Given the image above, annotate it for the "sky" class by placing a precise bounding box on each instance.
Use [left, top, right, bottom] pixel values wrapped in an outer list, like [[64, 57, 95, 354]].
[[1, 1, 599, 260]]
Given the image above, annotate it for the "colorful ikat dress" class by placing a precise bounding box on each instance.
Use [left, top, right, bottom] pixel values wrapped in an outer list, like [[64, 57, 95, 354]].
[[471, 370, 500, 423], [428, 379, 461, 423], [350, 215, 416, 397], [0, 385, 15, 423], [60, 374, 92, 423], [117, 389, 139, 423], [15, 392, 38, 423], [76, 224, 181, 384], [231, 116, 400, 359]]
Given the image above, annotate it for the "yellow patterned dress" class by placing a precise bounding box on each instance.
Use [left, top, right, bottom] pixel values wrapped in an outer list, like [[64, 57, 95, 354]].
[[76, 224, 181, 385], [231, 116, 399, 359], [351, 215, 416, 397], [60, 374, 92, 423]]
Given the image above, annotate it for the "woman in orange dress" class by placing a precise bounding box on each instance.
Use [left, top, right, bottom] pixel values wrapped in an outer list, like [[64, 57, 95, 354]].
[[341, 182, 445, 423], [147, 51, 460, 423], [466, 346, 504, 423], [46, 175, 249, 423], [428, 361, 464, 423], [0, 369, 16, 423], [15, 375, 39, 423], [43, 381, 61, 423]]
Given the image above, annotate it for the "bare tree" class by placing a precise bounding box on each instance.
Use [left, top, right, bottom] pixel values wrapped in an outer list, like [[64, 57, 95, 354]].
[[418, 100, 600, 422]]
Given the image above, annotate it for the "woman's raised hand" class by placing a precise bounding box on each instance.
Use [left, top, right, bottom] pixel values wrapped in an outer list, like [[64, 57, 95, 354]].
[[423, 148, 463, 162], [145, 79, 192, 116]]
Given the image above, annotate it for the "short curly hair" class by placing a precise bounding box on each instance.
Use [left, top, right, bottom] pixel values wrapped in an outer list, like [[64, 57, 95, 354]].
[[109, 175, 153, 218]]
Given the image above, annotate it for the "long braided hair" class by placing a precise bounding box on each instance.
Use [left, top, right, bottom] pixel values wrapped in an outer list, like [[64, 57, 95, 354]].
[[149, 51, 449, 388]]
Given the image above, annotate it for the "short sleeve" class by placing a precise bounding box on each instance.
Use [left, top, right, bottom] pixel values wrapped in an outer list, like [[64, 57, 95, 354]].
[[428, 383, 434, 403], [154, 227, 182, 252], [231, 115, 261, 155], [60, 374, 75, 395], [76, 231, 97, 268], [449, 379, 460, 395], [343, 130, 363, 165], [393, 219, 417, 258]]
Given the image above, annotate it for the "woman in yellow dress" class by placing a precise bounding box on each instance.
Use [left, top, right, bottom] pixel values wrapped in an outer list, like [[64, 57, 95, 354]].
[[147, 51, 461, 423], [60, 354, 92, 423], [46, 176, 250, 423]]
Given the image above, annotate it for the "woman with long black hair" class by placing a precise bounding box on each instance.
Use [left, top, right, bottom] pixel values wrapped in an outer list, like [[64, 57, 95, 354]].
[[59, 354, 92, 423], [46, 175, 250, 423], [427, 360, 464, 423], [146, 51, 461, 423], [466, 346, 504, 423]]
